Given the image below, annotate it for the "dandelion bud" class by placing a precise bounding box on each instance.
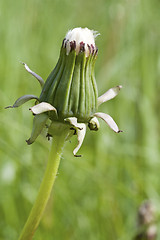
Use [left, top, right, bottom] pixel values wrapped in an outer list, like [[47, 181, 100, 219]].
[[7, 27, 122, 155], [40, 27, 99, 123]]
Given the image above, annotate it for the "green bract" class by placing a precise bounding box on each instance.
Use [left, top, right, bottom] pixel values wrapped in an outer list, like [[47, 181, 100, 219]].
[[6, 27, 122, 156], [40, 43, 98, 123]]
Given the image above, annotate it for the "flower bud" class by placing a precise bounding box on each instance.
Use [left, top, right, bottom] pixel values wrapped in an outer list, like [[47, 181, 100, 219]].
[[40, 27, 99, 123], [6, 27, 122, 156]]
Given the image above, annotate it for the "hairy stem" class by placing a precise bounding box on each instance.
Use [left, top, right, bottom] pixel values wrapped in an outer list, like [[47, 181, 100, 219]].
[[18, 129, 69, 240]]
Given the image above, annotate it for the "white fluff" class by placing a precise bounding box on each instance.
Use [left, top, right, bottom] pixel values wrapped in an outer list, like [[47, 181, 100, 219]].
[[64, 27, 99, 56]]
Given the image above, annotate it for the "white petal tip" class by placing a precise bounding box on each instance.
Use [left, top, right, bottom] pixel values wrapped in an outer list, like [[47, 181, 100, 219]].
[[72, 123, 86, 157], [94, 112, 121, 133], [98, 85, 122, 106], [64, 117, 82, 130], [30, 102, 57, 115]]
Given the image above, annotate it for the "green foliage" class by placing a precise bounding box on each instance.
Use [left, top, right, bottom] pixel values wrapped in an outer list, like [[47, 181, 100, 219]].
[[0, 0, 160, 239]]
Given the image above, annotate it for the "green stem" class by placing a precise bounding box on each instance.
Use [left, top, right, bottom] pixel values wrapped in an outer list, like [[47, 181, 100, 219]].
[[18, 129, 69, 240]]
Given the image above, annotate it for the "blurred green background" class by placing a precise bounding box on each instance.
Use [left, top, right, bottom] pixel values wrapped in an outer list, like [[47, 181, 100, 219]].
[[0, 0, 160, 239]]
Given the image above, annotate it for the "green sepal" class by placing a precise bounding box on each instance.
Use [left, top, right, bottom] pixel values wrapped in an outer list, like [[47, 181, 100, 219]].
[[5, 95, 39, 109], [40, 47, 98, 123], [26, 113, 48, 145]]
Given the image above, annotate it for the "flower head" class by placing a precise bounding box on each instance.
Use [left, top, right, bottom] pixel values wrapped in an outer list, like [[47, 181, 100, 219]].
[[6, 27, 122, 157], [39, 27, 98, 123]]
